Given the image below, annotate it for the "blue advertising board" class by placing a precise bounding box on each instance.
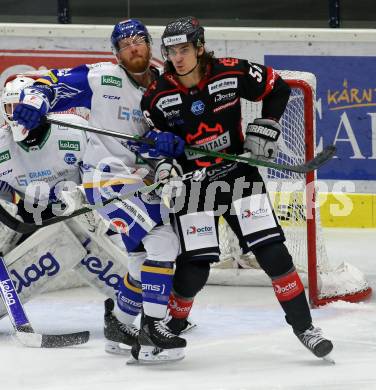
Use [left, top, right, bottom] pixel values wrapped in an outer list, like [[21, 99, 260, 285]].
[[266, 55, 376, 180]]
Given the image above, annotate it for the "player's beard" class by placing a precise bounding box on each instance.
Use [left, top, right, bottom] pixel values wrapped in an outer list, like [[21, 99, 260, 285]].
[[122, 55, 150, 74]]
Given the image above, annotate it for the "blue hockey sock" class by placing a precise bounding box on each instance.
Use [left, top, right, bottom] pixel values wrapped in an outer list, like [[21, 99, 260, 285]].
[[116, 272, 142, 324], [141, 260, 174, 319]]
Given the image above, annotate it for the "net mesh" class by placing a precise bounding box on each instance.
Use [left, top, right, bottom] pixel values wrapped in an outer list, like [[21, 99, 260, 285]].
[[214, 71, 370, 303]]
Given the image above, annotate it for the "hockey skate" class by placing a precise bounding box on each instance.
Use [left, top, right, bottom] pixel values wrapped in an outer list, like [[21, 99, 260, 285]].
[[128, 314, 187, 364], [165, 316, 197, 335], [104, 298, 139, 355], [294, 325, 334, 362]]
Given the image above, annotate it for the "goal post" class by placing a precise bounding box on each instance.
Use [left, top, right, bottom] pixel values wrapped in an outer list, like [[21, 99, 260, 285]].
[[211, 70, 372, 307]]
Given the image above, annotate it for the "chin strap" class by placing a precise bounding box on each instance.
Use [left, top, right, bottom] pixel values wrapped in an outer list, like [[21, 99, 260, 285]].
[[176, 61, 199, 77]]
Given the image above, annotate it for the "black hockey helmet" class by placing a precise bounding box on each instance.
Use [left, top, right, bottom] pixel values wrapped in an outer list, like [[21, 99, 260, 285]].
[[161, 16, 205, 59]]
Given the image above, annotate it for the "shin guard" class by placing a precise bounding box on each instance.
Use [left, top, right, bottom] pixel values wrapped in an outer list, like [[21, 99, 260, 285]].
[[117, 273, 142, 323], [141, 260, 174, 319], [272, 270, 312, 332]]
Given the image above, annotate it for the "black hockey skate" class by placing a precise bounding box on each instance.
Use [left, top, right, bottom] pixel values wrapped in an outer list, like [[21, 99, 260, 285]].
[[128, 314, 187, 364], [165, 316, 197, 335], [104, 298, 139, 355], [294, 325, 334, 360]]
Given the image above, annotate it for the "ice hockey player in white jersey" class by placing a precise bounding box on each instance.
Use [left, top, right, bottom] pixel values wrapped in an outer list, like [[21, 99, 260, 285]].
[[0, 75, 88, 225], [13, 19, 187, 363], [0, 75, 95, 318]]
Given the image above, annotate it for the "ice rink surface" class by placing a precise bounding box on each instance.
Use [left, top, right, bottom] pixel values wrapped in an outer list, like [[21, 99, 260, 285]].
[[1, 228, 375, 390]]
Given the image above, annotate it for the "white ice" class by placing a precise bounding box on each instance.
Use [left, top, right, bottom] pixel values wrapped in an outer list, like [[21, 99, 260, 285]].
[[1, 228, 376, 390]]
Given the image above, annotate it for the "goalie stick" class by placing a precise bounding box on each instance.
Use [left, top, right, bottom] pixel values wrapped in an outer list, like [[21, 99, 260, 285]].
[[46, 116, 336, 174], [0, 180, 162, 234], [0, 256, 89, 348]]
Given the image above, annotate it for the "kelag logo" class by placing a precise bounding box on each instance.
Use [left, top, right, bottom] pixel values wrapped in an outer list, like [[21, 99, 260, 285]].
[[265, 55, 376, 180], [80, 256, 122, 291], [59, 140, 80, 151], [101, 75, 122, 88], [0, 150, 11, 164], [9, 252, 60, 294]]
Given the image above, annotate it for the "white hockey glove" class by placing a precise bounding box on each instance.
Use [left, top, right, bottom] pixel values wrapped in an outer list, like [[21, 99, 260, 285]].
[[244, 118, 281, 161], [59, 185, 87, 215], [154, 159, 183, 198], [60, 185, 110, 236]]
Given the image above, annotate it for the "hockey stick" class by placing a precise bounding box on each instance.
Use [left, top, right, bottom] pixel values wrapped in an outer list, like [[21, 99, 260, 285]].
[[0, 257, 89, 347], [47, 116, 336, 173], [0, 180, 162, 234]]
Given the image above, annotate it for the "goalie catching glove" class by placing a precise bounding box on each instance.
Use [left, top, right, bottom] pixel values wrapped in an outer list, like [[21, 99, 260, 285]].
[[244, 118, 281, 161], [154, 159, 183, 197]]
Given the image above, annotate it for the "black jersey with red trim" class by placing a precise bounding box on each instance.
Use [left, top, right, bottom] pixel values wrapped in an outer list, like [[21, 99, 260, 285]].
[[141, 57, 291, 172]]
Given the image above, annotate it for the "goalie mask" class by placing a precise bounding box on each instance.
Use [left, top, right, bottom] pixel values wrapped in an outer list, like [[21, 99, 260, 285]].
[[1, 76, 35, 142], [161, 16, 205, 61]]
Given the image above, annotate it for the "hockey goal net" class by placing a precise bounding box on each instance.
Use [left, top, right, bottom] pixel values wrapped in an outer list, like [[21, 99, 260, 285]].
[[212, 70, 372, 307]]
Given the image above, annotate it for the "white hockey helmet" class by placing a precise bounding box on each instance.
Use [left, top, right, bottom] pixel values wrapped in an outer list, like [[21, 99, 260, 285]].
[[1, 76, 35, 141]]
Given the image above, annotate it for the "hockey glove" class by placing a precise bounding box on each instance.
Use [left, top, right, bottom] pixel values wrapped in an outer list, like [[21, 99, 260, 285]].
[[13, 85, 52, 130], [244, 118, 281, 161], [154, 159, 183, 197], [59, 185, 87, 215], [134, 130, 185, 159], [155, 131, 185, 158]]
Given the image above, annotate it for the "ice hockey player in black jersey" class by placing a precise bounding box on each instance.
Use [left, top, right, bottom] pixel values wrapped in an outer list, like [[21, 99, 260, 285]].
[[141, 16, 334, 361]]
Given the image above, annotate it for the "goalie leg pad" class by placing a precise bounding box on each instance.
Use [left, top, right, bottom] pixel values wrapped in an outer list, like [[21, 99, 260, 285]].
[[0, 200, 23, 255], [67, 218, 129, 301], [0, 223, 86, 318]]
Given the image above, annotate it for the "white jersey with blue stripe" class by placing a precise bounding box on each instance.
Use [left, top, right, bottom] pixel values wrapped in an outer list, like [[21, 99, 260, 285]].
[[43, 62, 152, 177]]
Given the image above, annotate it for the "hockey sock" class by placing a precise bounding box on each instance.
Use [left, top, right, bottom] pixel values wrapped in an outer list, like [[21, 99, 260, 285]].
[[167, 291, 194, 334], [168, 291, 194, 320], [116, 272, 142, 324], [141, 260, 174, 319], [272, 269, 312, 332]]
